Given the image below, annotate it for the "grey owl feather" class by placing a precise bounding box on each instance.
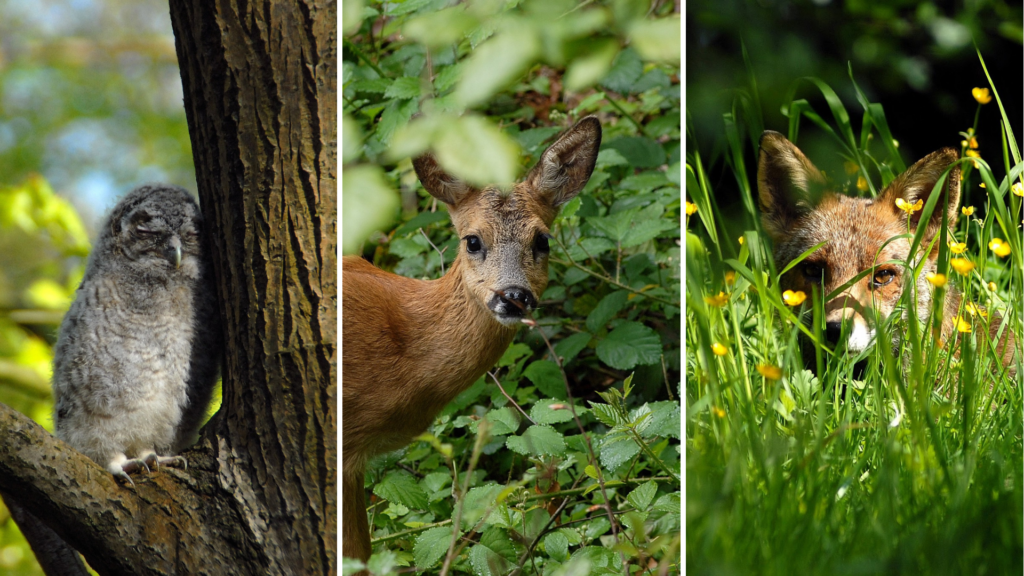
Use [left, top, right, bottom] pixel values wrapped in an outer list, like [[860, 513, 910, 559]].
[[52, 184, 222, 484]]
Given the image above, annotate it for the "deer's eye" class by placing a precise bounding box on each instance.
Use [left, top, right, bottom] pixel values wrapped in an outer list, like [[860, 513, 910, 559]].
[[533, 233, 550, 255], [802, 263, 825, 283], [873, 268, 896, 287], [465, 235, 483, 253]]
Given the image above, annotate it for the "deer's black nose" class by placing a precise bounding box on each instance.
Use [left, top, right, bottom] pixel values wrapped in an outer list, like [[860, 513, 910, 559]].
[[825, 321, 842, 344], [499, 286, 537, 313]]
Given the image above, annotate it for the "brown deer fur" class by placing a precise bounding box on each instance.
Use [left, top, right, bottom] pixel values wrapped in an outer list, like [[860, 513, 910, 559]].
[[342, 117, 601, 562]]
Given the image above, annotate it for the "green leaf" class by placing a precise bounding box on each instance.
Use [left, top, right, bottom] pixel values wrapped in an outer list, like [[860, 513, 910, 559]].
[[565, 40, 618, 92], [622, 216, 677, 248], [587, 208, 638, 243], [469, 544, 510, 576], [553, 331, 592, 364], [375, 97, 419, 147], [589, 402, 622, 427], [462, 484, 505, 529], [523, 360, 566, 399], [566, 237, 616, 261], [388, 236, 428, 258], [530, 399, 585, 425], [486, 407, 521, 436], [628, 17, 680, 63], [384, 76, 422, 100], [626, 480, 658, 512], [403, 5, 477, 49], [586, 291, 629, 332], [596, 147, 630, 167], [435, 115, 520, 186], [570, 545, 616, 568], [393, 210, 450, 236], [455, 25, 539, 107], [341, 165, 398, 254], [480, 527, 520, 562], [506, 424, 566, 456], [643, 401, 681, 439], [373, 471, 429, 510], [413, 526, 453, 570], [598, 432, 640, 470], [544, 530, 570, 562], [604, 137, 665, 168], [595, 322, 662, 370], [600, 47, 643, 94]]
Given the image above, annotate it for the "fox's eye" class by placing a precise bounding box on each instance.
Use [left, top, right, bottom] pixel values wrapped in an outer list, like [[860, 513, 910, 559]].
[[802, 263, 825, 282], [465, 235, 483, 254], [873, 269, 896, 287]]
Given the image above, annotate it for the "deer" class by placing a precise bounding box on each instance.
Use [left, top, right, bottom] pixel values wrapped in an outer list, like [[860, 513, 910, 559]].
[[341, 116, 602, 563]]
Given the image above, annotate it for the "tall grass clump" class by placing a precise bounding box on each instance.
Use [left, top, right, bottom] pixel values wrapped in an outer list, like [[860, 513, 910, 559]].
[[685, 55, 1023, 575]]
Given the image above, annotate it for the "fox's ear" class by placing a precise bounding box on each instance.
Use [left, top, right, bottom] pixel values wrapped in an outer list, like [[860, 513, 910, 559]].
[[878, 148, 960, 239], [757, 131, 827, 236]]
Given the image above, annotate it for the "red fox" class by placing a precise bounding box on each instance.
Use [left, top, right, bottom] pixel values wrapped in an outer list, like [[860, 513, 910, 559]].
[[755, 130, 1016, 368]]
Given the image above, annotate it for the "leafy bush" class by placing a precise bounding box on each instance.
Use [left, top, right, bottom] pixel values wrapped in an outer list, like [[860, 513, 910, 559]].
[[343, 1, 681, 574], [685, 55, 1023, 575]]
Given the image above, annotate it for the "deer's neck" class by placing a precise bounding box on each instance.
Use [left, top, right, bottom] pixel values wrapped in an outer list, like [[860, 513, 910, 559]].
[[409, 258, 518, 406]]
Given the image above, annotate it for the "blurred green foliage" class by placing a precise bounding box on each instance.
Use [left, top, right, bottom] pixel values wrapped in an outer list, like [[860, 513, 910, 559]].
[[0, 176, 90, 576], [0, 0, 195, 227], [343, 0, 681, 574]]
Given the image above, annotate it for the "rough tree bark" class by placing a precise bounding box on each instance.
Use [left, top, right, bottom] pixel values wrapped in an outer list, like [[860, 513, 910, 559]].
[[0, 1, 337, 575]]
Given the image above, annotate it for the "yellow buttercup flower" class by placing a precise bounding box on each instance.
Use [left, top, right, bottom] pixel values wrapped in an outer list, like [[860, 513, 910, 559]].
[[955, 316, 972, 333], [712, 406, 726, 418], [979, 183, 986, 189], [926, 273, 947, 288], [738, 236, 745, 245], [856, 176, 868, 192], [711, 342, 728, 356], [988, 281, 997, 291], [782, 290, 807, 306], [989, 238, 1011, 257], [685, 201, 698, 215], [948, 241, 967, 254], [724, 271, 736, 285], [704, 291, 730, 307], [895, 198, 923, 214], [961, 206, 975, 216], [1012, 182, 1023, 197], [972, 87, 992, 104], [965, 149, 980, 168], [756, 364, 783, 380], [964, 302, 988, 318], [844, 161, 859, 175], [949, 258, 974, 275]]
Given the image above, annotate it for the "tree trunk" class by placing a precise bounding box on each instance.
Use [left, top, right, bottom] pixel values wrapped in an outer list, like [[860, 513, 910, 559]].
[[0, 1, 337, 574]]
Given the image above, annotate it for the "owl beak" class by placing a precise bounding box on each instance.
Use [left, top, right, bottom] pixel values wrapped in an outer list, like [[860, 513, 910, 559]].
[[166, 237, 183, 268]]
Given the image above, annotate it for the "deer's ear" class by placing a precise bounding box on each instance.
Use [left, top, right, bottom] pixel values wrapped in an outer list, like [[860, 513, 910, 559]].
[[413, 153, 474, 206], [878, 147, 960, 238], [756, 131, 827, 237], [527, 116, 601, 208]]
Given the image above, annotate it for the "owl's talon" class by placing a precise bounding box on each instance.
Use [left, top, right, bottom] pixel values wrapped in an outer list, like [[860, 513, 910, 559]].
[[112, 470, 136, 488], [122, 458, 151, 475]]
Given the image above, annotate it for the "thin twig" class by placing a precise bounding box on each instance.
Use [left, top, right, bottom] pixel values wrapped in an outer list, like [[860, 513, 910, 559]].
[[509, 474, 585, 576], [419, 228, 447, 275], [489, 372, 538, 425], [521, 316, 628, 575], [549, 255, 676, 306]]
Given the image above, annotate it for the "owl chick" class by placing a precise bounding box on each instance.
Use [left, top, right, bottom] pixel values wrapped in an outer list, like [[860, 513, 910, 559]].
[[52, 184, 221, 486]]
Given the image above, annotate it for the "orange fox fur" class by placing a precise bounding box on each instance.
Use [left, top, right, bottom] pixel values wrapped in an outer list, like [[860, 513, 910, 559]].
[[756, 131, 1016, 369]]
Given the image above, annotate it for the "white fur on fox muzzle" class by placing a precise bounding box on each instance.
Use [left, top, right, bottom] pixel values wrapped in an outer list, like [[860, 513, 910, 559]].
[[845, 323, 875, 353]]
